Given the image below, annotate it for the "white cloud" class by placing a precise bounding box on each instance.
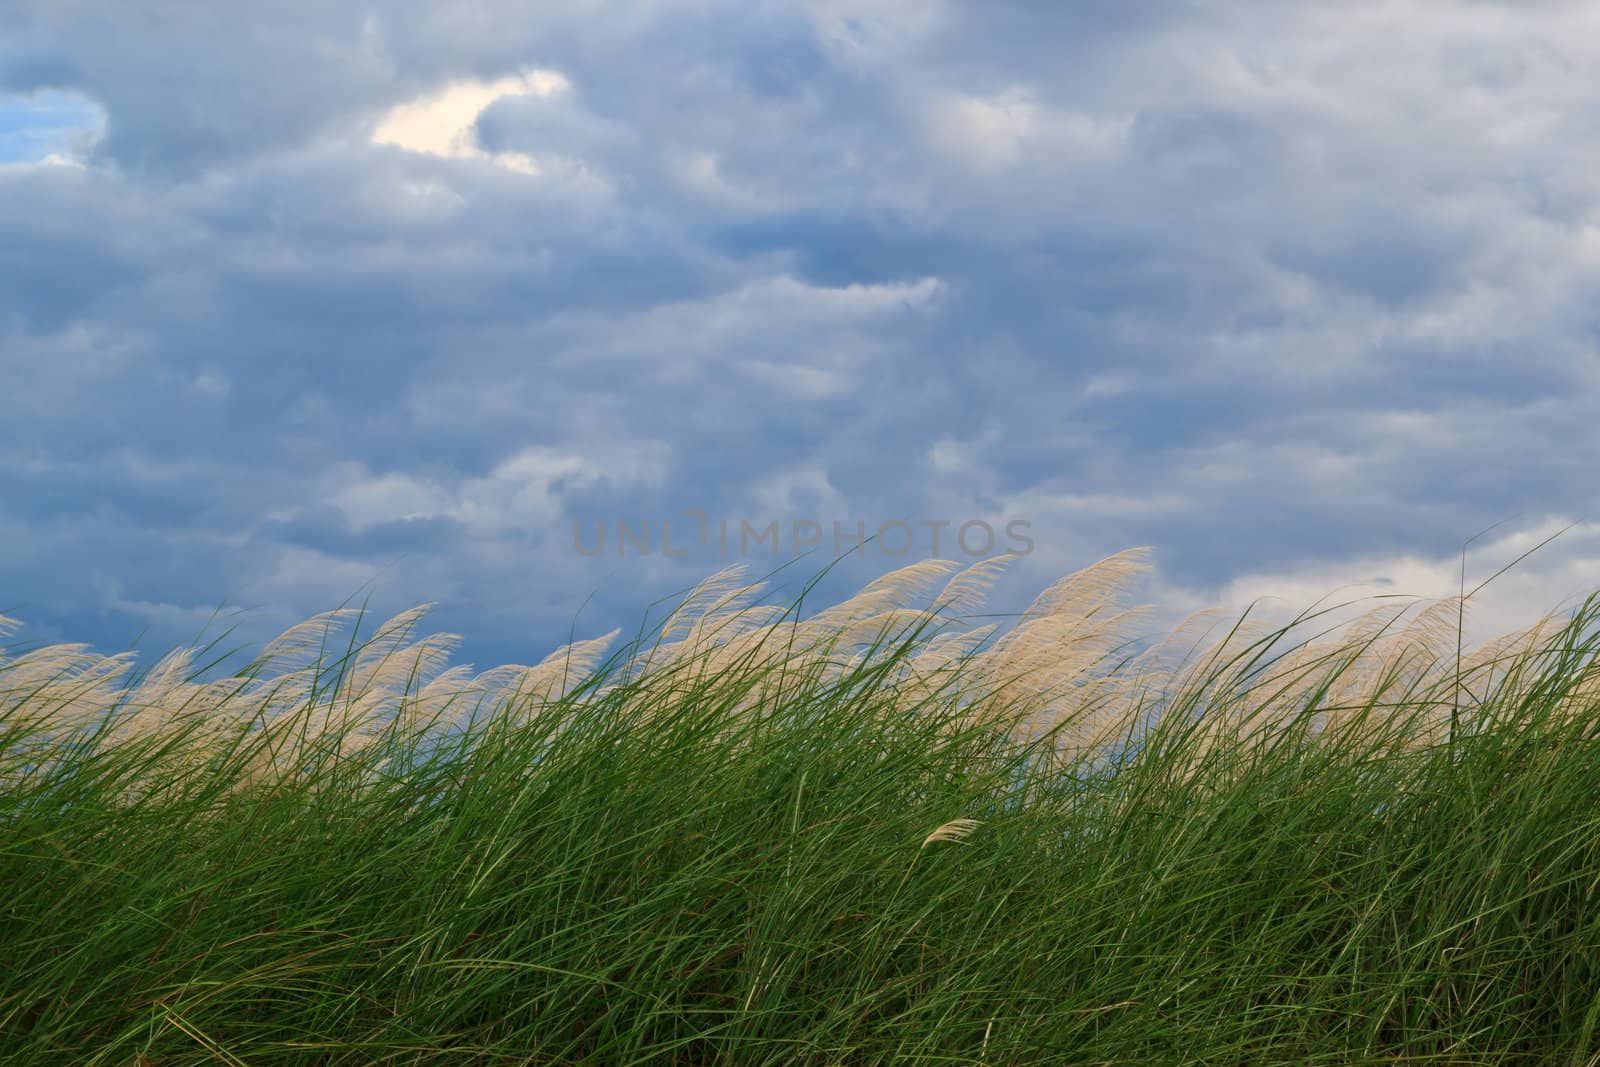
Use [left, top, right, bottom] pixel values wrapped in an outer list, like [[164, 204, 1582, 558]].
[[917, 87, 1130, 175], [668, 149, 785, 213], [97, 586, 235, 634], [371, 67, 570, 174], [455, 447, 612, 533], [744, 463, 849, 519], [1202, 518, 1600, 646], [190, 369, 232, 400], [333, 471, 454, 531], [245, 544, 398, 610], [587, 274, 944, 357], [323, 445, 671, 538]]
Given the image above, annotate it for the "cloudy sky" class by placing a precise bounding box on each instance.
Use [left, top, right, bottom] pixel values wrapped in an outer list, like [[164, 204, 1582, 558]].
[[3, 0, 1599, 673]]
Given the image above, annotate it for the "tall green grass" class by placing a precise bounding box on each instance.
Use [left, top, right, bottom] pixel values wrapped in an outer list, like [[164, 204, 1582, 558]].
[[4, 551, 1600, 1063]]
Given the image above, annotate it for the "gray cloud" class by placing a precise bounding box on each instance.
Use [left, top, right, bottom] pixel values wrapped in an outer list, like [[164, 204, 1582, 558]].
[[2, 0, 1598, 674]]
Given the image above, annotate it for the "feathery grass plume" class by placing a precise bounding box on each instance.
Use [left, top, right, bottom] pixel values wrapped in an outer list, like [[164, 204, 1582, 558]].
[[1458, 612, 1565, 692], [1554, 610, 1600, 720], [632, 566, 791, 689], [631, 566, 944, 734], [933, 553, 1018, 618], [1017, 546, 1152, 622], [1354, 596, 1469, 732], [509, 628, 624, 706], [793, 559, 963, 647], [903, 623, 999, 682], [1, 558, 1594, 809], [2, 644, 138, 725], [1156, 605, 1379, 775], [1122, 605, 1234, 685], [331, 629, 465, 744], [812, 607, 937, 663], [1161, 592, 1600, 778], [917, 616, 1000, 666], [961, 549, 1155, 758], [1212, 597, 1429, 745], [336, 603, 443, 702], [920, 817, 983, 849], [0, 612, 23, 660], [656, 563, 764, 646], [404, 663, 480, 728], [894, 622, 1002, 727], [250, 606, 366, 677], [1463, 607, 1600, 733]]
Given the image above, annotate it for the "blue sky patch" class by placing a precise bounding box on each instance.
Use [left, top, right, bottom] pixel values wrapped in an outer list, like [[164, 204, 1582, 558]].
[[0, 88, 103, 164]]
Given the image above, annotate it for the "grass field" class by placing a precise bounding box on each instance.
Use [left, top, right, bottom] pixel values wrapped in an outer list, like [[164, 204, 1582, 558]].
[[5, 549, 1600, 1064]]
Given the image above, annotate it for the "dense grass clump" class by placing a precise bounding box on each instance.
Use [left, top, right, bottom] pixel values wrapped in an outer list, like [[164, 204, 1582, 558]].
[[4, 550, 1600, 1063]]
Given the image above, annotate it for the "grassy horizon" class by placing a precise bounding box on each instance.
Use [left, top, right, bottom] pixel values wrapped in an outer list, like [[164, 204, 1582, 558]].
[[5, 549, 1600, 1064]]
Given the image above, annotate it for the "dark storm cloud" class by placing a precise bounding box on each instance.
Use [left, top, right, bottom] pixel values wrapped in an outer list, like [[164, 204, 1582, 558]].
[[2, 0, 1598, 674]]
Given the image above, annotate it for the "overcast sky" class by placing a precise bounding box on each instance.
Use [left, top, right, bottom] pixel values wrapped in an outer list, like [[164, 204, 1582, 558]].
[[3, 0, 1599, 674]]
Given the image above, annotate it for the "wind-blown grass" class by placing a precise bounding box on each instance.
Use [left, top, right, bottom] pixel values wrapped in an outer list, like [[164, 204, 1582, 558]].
[[4, 549, 1600, 1063]]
